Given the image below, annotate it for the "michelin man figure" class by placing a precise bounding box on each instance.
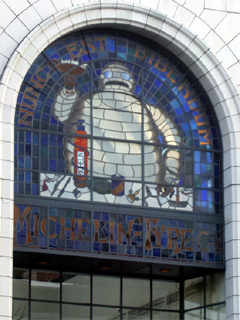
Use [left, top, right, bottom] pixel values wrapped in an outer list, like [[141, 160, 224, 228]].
[[52, 61, 183, 203]]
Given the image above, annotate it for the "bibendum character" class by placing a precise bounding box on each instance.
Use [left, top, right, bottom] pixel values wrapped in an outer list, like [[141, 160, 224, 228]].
[[53, 61, 182, 194]]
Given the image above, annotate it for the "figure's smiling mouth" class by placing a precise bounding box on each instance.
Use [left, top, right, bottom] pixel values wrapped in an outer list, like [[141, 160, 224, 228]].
[[105, 81, 129, 88]]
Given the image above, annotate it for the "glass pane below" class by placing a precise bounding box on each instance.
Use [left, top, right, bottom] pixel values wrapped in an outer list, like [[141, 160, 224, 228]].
[[31, 301, 59, 319], [206, 304, 226, 320], [62, 304, 90, 320], [93, 306, 121, 320], [13, 299, 29, 320]]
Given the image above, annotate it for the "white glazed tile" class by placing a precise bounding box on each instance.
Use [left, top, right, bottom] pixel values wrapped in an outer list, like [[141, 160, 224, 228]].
[[200, 9, 227, 29], [85, 7, 102, 21], [101, 7, 117, 21], [1, 160, 13, 181], [0, 257, 13, 277], [224, 203, 240, 224], [5, 18, 29, 44], [228, 34, 240, 60], [225, 222, 240, 242], [132, 10, 147, 25], [0, 199, 13, 219], [18, 5, 42, 30], [41, 21, 60, 44], [157, 0, 178, 17], [174, 0, 185, 5], [0, 218, 13, 239], [116, 6, 133, 21], [140, 0, 159, 10], [190, 16, 211, 40], [224, 184, 239, 207], [1, 180, 13, 203], [70, 8, 88, 26], [174, 5, 195, 27], [205, 0, 226, 11], [215, 13, 240, 44], [217, 46, 238, 70], [0, 276, 12, 297], [225, 240, 240, 261], [27, 28, 49, 53], [51, 0, 72, 11], [55, 14, 74, 35], [225, 276, 240, 298], [0, 2, 16, 29], [184, 0, 204, 16], [226, 295, 240, 319], [0, 294, 12, 317], [147, 13, 164, 31], [227, 0, 240, 13], [0, 32, 17, 58], [1, 104, 15, 124], [0, 55, 8, 78], [204, 30, 225, 54], [4, 0, 30, 16], [1, 142, 14, 162], [33, 0, 57, 20]]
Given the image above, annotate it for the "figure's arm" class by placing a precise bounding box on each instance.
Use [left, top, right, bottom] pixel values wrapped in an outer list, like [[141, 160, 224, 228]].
[[147, 105, 182, 184], [53, 87, 79, 123]]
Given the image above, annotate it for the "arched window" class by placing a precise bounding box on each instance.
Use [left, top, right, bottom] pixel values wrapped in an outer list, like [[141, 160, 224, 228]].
[[13, 28, 225, 320], [14, 29, 223, 264]]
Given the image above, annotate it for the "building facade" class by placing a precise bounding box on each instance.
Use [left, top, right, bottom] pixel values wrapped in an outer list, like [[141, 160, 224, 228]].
[[0, 0, 240, 319]]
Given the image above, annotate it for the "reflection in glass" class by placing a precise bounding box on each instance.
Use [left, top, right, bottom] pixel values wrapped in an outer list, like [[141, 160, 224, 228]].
[[13, 268, 29, 299], [31, 301, 59, 319], [123, 278, 150, 308], [206, 272, 225, 305], [206, 304, 226, 320], [62, 304, 90, 320], [184, 277, 204, 310], [13, 299, 28, 320], [93, 275, 120, 306], [122, 308, 150, 320], [152, 310, 179, 320], [185, 308, 204, 320], [152, 280, 179, 310], [31, 270, 60, 301], [62, 273, 90, 304], [92, 306, 121, 320]]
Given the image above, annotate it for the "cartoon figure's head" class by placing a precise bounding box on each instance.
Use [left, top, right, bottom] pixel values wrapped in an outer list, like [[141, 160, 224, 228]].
[[100, 63, 135, 91]]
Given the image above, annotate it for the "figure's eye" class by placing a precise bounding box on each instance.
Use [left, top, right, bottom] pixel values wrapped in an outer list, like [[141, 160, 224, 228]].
[[104, 71, 113, 78], [122, 72, 130, 80]]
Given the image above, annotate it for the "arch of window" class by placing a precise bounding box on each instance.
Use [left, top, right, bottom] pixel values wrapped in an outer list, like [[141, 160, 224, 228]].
[[14, 29, 223, 266]]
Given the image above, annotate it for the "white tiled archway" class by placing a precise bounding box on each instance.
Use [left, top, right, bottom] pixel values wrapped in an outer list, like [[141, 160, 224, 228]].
[[1, 2, 240, 319]]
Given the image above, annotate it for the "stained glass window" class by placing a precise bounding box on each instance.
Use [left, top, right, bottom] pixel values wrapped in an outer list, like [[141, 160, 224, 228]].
[[14, 30, 223, 266]]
